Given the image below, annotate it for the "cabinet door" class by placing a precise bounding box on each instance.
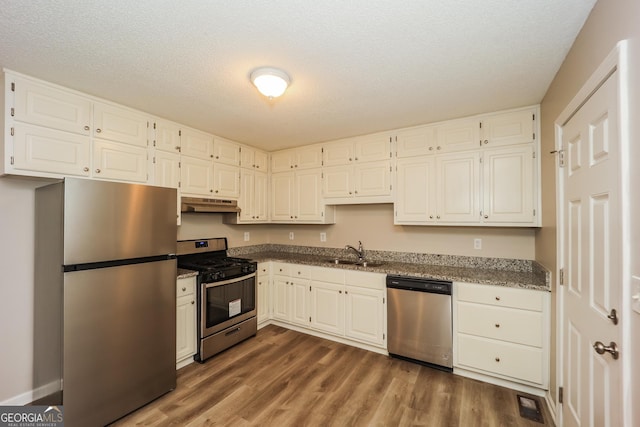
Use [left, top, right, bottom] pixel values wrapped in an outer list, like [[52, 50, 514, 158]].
[[93, 102, 149, 147], [92, 139, 147, 183], [257, 271, 270, 324], [354, 160, 391, 197], [483, 145, 535, 224], [295, 168, 323, 221], [295, 145, 323, 169], [271, 150, 295, 173], [291, 279, 310, 326], [481, 109, 535, 147], [436, 152, 480, 223], [345, 286, 385, 346], [180, 156, 213, 196], [310, 281, 345, 336], [180, 127, 214, 160], [323, 165, 353, 198], [271, 172, 295, 221], [435, 118, 480, 153], [254, 150, 268, 171], [239, 169, 256, 222], [354, 133, 391, 162], [240, 146, 268, 170], [153, 150, 180, 188], [176, 294, 196, 362], [12, 76, 91, 135], [154, 119, 181, 153], [213, 163, 240, 198], [323, 139, 354, 166], [395, 156, 435, 223], [272, 276, 291, 321], [254, 171, 269, 221], [12, 124, 90, 177], [396, 126, 436, 158], [213, 138, 240, 166]]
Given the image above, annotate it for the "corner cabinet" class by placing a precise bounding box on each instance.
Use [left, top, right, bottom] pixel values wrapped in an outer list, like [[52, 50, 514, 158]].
[[176, 276, 197, 369], [453, 282, 550, 392]]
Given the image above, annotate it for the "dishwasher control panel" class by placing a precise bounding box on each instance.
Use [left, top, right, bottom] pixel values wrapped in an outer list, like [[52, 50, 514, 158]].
[[386, 275, 452, 295]]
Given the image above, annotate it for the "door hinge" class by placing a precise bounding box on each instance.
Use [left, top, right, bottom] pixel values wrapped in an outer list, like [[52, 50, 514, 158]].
[[559, 268, 565, 285], [558, 386, 564, 404], [11, 82, 15, 92], [10, 156, 14, 165], [559, 150, 565, 167], [10, 107, 15, 117]]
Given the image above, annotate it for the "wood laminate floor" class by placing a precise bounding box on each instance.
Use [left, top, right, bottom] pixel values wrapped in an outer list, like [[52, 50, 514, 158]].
[[111, 325, 554, 426]]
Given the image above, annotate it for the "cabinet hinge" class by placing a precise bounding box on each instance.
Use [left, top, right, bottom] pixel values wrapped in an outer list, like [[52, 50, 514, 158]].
[[383, 333, 385, 340], [559, 268, 565, 285], [178, 181, 181, 188], [309, 286, 311, 291], [479, 122, 482, 128], [10, 127, 14, 136], [153, 122, 156, 129], [321, 147, 324, 153], [533, 151, 536, 159], [389, 166, 392, 172], [10, 156, 14, 165], [321, 211, 324, 217], [179, 130, 182, 137], [11, 82, 15, 92], [153, 156, 156, 164], [533, 209, 536, 216], [479, 140, 482, 147], [533, 132, 536, 140], [559, 386, 564, 404], [533, 113, 536, 121], [383, 297, 385, 304], [309, 316, 312, 322], [390, 184, 392, 190], [178, 161, 181, 168], [10, 107, 15, 117]]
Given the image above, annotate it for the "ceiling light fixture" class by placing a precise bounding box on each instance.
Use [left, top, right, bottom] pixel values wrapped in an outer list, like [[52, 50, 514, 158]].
[[250, 67, 290, 99]]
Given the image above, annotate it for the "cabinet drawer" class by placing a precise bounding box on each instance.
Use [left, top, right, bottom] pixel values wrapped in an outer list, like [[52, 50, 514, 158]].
[[257, 262, 271, 276], [457, 302, 542, 347], [345, 270, 385, 290], [290, 264, 311, 279], [456, 282, 544, 311], [311, 267, 345, 284], [177, 277, 196, 297], [272, 263, 290, 276], [457, 334, 543, 385]]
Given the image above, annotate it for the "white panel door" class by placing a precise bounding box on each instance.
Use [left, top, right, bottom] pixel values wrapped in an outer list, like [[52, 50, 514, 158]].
[[12, 124, 90, 176], [213, 138, 240, 166], [323, 165, 352, 198], [270, 172, 294, 221], [154, 119, 181, 154], [272, 276, 291, 322], [153, 150, 180, 189], [355, 160, 391, 197], [295, 145, 322, 169], [257, 270, 270, 324], [176, 294, 195, 362], [254, 171, 269, 221], [482, 145, 535, 223], [561, 70, 621, 427], [180, 156, 213, 196], [212, 163, 239, 198], [271, 150, 295, 172], [291, 279, 310, 327], [93, 102, 149, 147], [354, 134, 390, 162], [310, 281, 344, 336], [295, 168, 323, 221], [180, 127, 213, 160], [12, 76, 91, 135], [345, 286, 385, 346], [239, 169, 256, 222], [395, 156, 435, 223], [436, 151, 480, 223], [92, 139, 147, 183], [435, 117, 480, 153], [396, 126, 436, 158], [322, 139, 354, 166], [481, 108, 535, 147]]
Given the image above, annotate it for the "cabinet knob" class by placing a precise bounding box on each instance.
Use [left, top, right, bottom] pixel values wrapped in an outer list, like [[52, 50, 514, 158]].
[[345, 291, 348, 294], [215, 155, 219, 159], [495, 357, 500, 362], [175, 146, 180, 151], [436, 215, 440, 219], [290, 165, 294, 168], [210, 155, 214, 158], [349, 158, 352, 161], [355, 157, 358, 161], [495, 296, 501, 301], [96, 128, 102, 133], [210, 189, 214, 193], [437, 146, 441, 150], [83, 167, 89, 172], [354, 190, 358, 194], [256, 165, 260, 169], [339, 290, 342, 294], [191, 300, 195, 305], [95, 168, 101, 173], [215, 190, 219, 193], [349, 192, 352, 195], [84, 125, 90, 131], [294, 164, 298, 168], [429, 215, 433, 219], [484, 215, 489, 219], [182, 287, 186, 292], [295, 216, 298, 219], [429, 147, 433, 151], [495, 323, 500, 328], [483, 140, 489, 145], [290, 216, 294, 219]]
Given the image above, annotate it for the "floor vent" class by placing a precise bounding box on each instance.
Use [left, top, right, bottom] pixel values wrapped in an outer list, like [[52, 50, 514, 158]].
[[516, 394, 544, 424]]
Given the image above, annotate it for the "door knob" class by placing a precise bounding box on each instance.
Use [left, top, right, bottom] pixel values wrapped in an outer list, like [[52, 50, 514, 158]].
[[593, 341, 619, 360]]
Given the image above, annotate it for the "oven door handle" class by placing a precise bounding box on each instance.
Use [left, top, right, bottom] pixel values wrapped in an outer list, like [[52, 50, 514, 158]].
[[202, 272, 256, 288], [225, 327, 241, 336]]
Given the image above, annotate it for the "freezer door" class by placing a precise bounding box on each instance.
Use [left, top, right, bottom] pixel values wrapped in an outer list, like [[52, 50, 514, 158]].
[[63, 259, 176, 426], [63, 178, 177, 265]]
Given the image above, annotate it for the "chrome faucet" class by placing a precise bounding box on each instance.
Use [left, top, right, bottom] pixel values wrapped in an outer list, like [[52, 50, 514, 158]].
[[345, 241, 365, 262]]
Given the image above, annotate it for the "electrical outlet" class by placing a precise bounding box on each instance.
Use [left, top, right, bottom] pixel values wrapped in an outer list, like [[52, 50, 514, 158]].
[[320, 232, 327, 242], [474, 238, 482, 250], [289, 232, 294, 240], [244, 232, 250, 242]]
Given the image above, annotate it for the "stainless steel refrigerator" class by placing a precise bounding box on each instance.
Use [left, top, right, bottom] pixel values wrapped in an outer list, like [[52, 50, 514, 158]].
[[34, 178, 177, 426]]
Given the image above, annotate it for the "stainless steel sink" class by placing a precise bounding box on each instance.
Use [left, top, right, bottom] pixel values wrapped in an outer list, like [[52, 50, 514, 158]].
[[325, 259, 384, 268]]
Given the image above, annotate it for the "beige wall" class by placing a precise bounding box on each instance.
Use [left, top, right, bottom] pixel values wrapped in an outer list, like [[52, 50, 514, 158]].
[[538, 0, 640, 421], [180, 203, 536, 259]]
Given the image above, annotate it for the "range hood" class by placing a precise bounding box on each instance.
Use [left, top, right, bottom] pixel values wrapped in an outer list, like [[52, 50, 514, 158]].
[[180, 197, 241, 213]]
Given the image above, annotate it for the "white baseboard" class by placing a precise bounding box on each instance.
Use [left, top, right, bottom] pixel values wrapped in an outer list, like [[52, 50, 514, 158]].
[[452, 368, 547, 397], [0, 380, 60, 406]]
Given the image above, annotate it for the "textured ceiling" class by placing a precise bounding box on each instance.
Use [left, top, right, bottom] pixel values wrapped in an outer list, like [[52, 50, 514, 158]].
[[0, 1, 596, 151]]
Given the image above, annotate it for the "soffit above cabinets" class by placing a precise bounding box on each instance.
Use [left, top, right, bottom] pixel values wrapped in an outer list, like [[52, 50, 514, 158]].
[[0, 1, 596, 150]]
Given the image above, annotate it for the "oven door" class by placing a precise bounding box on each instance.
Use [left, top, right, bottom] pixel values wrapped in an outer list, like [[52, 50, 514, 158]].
[[201, 273, 256, 337]]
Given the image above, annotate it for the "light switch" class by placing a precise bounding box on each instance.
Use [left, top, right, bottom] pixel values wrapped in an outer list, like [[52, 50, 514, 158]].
[[474, 238, 482, 250], [244, 232, 250, 242], [320, 232, 327, 242], [289, 232, 294, 240]]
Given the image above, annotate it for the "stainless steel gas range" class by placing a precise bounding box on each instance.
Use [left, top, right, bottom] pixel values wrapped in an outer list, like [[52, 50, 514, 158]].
[[177, 238, 257, 362]]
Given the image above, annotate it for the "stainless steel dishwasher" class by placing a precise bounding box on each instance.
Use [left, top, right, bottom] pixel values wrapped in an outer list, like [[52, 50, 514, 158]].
[[386, 275, 453, 371]]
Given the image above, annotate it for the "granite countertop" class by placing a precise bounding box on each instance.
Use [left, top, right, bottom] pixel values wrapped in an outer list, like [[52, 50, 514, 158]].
[[237, 250, 550, 292], [177, 268, 198, 279]]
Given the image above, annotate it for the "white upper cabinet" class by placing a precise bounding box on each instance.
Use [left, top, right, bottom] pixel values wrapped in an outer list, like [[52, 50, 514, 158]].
[[271, 145, 322, 172], [93, 102, 149, 147], [395, 156, 436, 223], [153, 119, 181, 154], [240, 145, 268, 171], [213, 137, 241, 166], [180, 155, 214, 196], [395, 125, 436, 158], [435, 117, 480, 153], [323, 133, 391, 166], [437, 151, 481, 223], [212, 162, 240, 199], [271, 168, 334, 223], [180, 127, 214, 160], [480, 108, 536, 148], [153, 150, 180, 189], [92, 139, 147, 183], [12, 76, 91, 135]]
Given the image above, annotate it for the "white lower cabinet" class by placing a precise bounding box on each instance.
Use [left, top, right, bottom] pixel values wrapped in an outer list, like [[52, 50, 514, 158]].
[[267, 263, 386, 350], [257, 263, 270, 325], [453, 282, 549, 390], [176, 276, 197, 368]]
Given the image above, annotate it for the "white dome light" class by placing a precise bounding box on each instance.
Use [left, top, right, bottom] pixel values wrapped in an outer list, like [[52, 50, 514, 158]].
[[250, 67, 291, 99]]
